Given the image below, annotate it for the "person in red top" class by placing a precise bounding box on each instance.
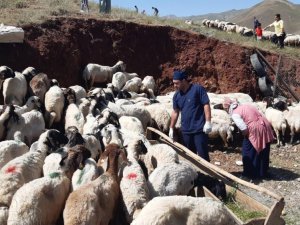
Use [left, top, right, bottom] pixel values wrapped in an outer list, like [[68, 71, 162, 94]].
[[255, 23, 263, 41]]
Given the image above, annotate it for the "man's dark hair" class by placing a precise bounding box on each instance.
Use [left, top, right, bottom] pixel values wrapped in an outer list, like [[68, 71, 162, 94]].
[[276, 14, 281, 18]]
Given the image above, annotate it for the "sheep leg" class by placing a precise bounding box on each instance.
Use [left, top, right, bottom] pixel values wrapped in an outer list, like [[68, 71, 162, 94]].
[[220, 132, 228, 147], [48, 112, 57, 128], [290, 128, 295, 144], [275, 129, 280, 147]]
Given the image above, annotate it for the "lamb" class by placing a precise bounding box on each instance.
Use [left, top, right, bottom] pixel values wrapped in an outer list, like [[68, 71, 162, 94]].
[[28, 73, 51, 103], [147, 161, 198, 199], [44, 84, 65, 128], [0, 140, 29, 169], [82, 61, 126, 90], [63, 143, 127, 225], [131, 196, 237, 225], [265, 107, 287, 146], [7, 145, 90, 225], [120, 139, 150, 222], [112, 71, 138, 91]]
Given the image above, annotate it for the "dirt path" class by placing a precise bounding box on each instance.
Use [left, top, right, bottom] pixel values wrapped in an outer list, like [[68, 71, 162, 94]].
[[210, 143, 300, 225]]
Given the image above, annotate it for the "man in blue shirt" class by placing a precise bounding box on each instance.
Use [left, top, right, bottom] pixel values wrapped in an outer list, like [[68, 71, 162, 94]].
[[169, 71, 212, 161]]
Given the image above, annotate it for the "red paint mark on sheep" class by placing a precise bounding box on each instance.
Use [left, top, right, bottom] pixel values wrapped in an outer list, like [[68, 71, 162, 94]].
[[126, 173, 137, 180], [5, 166, 17, 174]]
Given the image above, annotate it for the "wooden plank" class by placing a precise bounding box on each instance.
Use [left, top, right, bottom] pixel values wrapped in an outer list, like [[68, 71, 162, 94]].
[[243, 218, 265, 225], [264, 199, 285, 225], [147, 127, 283, 201], [203, 187, 244, 225], [226, 186, 269, 214]]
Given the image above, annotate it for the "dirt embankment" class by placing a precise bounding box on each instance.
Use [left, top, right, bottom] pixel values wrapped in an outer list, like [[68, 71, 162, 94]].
[[0, 17, 299, 99]]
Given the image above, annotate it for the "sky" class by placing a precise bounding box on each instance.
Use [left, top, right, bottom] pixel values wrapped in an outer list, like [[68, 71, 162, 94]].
[[110, 0, 300, 17]]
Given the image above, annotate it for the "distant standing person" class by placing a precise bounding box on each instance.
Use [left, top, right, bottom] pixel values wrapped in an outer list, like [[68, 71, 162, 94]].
[[264, 13, 286, 48], [255, 23, 263, 41], [152, 7, 159, 16], [253, 16, 260, 30], [134, 5, 138, 13], [81, 0, 89, 12], [141, 10, 146, 15]]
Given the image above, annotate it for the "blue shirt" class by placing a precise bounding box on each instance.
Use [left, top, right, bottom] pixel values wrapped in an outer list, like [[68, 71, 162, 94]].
[[173, 84, 209, 134]]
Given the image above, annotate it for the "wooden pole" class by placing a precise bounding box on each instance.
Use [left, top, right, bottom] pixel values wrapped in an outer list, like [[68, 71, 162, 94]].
[[147, 127, 283, 201]]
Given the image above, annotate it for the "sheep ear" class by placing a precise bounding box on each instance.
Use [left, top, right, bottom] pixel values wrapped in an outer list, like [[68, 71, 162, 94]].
[[59, 154, 68, 166], [150, 156, 157, 169]]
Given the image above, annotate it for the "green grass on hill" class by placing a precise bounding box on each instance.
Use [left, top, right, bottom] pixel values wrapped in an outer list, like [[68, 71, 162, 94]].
[[0, 0, 299, 60]]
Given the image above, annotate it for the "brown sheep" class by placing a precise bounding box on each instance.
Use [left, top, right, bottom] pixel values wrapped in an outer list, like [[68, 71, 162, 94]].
[[63, 143, 127, 225], [29, 73, 51, 103]]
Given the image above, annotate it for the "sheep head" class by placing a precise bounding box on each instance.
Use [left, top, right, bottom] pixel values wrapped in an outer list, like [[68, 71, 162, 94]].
[[45, 129, 69, 153], [59, 145, 91, 178], [22, 66, 37, 82], [25, 96, 42, 111], [0, 66, 15, 80], [64, 88, 77, 105], [99, 143, 128, 174], [65, 126, 85, 147], [116, 61, 126, 72]]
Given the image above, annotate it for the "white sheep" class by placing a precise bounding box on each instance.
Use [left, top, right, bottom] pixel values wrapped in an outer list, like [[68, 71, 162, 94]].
[[122, 77, 143, 93], [120, 139, 150, 222], [131, 196, 237, 225], [44, 84, 65, 128], [69, 85, 87, 105], [112, 71, 138, 91], [0, 140, 29, 169], [141, 75, 156, 93], [284, 108, 300, 144], [71, 158, 100, 190], [82, 61, 126, 89], [2, 71, 27, 106], [82, 134, 102, 159], [208, 118, 234, 147], [147, 161, 198, 199], [14, 96, 42, 114], [0, 130, 67, 224], [143, 143, 179, 175], [0, 66, 15, 87], [64, 94, 85, 134], [265, 107, 287, 146], [7, 146, 89, 225], [5, 107, 45, 146], [101, 124, 123, 147], [145, 103, 171, 133], [119, 116, 144, 135]]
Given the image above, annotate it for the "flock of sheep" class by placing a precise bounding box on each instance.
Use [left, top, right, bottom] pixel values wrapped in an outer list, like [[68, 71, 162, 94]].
[[201, 19, 300, 47], [0, 59, 299, 225]]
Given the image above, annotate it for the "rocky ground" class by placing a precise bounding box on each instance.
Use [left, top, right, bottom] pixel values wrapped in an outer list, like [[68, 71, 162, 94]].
[[210, 141, 300, 225]]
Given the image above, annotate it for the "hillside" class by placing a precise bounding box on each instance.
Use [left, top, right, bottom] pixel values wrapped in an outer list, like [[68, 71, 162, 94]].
[[186, 0, 300, 34]]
